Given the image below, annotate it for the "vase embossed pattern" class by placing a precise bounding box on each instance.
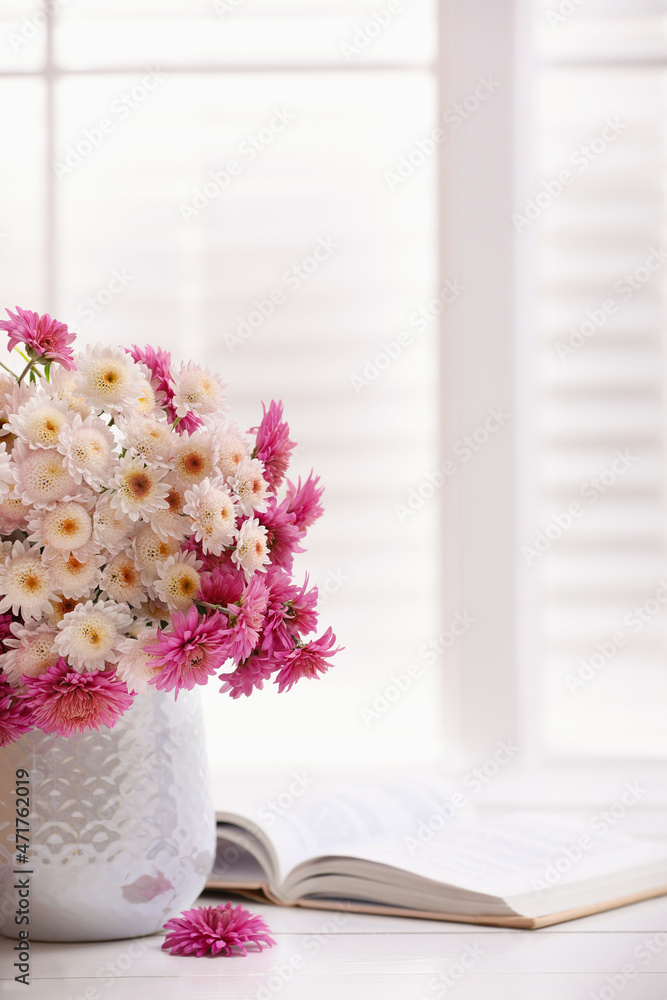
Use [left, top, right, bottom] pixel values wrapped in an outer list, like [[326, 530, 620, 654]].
[[0, 688, 215, 941]]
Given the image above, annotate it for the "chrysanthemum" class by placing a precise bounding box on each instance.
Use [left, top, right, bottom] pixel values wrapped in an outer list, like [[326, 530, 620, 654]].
[[101, 553, 146, 608], [74, 344, 146, 415], [115, 627, 161, 695], [0, 306, 76, 369], [161, 902, 275, 957], [135, 366, 160, 416], [172, 431, 217, 488], [44, 549, 104, 600], [0, 675, 33, 746], [183, 477, 238, 555], [143, 605, 228, 695], [148, 479, 189, 542], [222, 575, 268, 662], [0, 441, 13, 501], [92, 494, 134, 555], [218, 649, 279, 699], [0, 540, 55, 621], [0, 487, 29, 533], [54, 599, 134, 671], [1, 622, 60, 688], [286, 473, 325, 531], [255, 496, 304, 573], [108, 455, 170, 521], [40, 366, 92, 419], [57, 412, 117, 488], [231, 517, 270, 581], [261, 569, 319, 656], [6, 394, 70, 450], [11, 441, 89, 510], [171, 361, 227, 421], [153, 550, 202, 613], [273, 627, 341, 694], [212, 422, 249, 480], [132, 526, 180, 586], [47, 594, 83, 626], [116, 414, 174, 467], [22, 658, 133, 735], [27, 501, 93, 558], [197, 563, 245, 608], [250, 400, 296, 493], [228, 458, 269, 516]]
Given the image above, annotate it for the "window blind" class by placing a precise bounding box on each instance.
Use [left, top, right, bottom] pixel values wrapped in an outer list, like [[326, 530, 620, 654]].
[[536, 0, 667, 755]]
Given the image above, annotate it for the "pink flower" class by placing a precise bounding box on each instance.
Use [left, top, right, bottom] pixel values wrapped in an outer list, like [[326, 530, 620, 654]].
[[250, 400, 295, 492], [144, 605, 228, 696], [0, 307, 76, 370], [223, 575, 268, 662], [22, 658, 133, 736], [273, 627, 341, 694], [122, 871, 174, 904], [219, 649, 280, 699], [286, 473, 325, 531], [256, 496, 303, 572], [262, 569, 319, 655], [0, 675, 33, 746], [0, 612, 14, 652], [128, 344, 202, 434], [197, 563, 245, 608], [162, 902, 275, 958]]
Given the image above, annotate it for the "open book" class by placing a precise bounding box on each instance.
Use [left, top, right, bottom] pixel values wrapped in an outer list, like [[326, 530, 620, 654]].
[[207, 772, 667, 929]]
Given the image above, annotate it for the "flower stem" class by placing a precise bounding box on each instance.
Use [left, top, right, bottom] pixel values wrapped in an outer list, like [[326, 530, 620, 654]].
[[0, 360, 17, 378], [17, 359, 35, 385], [197, 601, 231, 615]]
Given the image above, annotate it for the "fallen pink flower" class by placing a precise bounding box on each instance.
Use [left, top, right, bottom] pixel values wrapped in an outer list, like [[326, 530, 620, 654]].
[[162, 902, 275, 957]]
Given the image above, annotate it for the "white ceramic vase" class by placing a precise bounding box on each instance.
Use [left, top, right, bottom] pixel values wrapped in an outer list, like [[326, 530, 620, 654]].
[[0, 688, 215, 941]]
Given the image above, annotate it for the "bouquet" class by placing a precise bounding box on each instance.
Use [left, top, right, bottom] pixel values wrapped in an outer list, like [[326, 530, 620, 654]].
[[0, 307, 339, 744]]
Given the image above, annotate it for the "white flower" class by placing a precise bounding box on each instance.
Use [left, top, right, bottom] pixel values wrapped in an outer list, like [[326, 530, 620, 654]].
[[57, 412, 117, 488], [74, 344, 145, 415], [172, 431, 217, 487], [153, 550, 202, 613], [0, 442, 13, 501], [212, 422, 250, 480], [228, 457, 270, 515], [101, 553, 146, 608], [92, 494, 134, 555], [6, 394, 71, 450], [11, 441, 90, 510], [108, 455, 170, 521], [148, 479, 190, 542], [3, 383, 35, 425], [171, 361, 227, 420], [184, 477, 238, 555], [40, 367, 93, 419], [47, 595, 84, 627], [27, 502, 93, 558], [136, 366, 160, 416], [54, 598, 133, 672], [115, 627, 161, 695], [132, 525, 180, 586], [0, 540, 55, 620], [231, 517, 270, 581], [43, 549, 104, 600], [116, 413, 174, 467], [0, 487, 29, 533], [1, 622, 59, 688]]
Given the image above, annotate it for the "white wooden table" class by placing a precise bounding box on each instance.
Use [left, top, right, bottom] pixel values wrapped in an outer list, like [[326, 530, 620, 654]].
[[3, 891, 667, 999]]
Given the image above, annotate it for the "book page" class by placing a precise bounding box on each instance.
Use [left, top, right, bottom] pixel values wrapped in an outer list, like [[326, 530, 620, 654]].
[[348, 814, 667, 900], [215, 770, 474, 880]]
